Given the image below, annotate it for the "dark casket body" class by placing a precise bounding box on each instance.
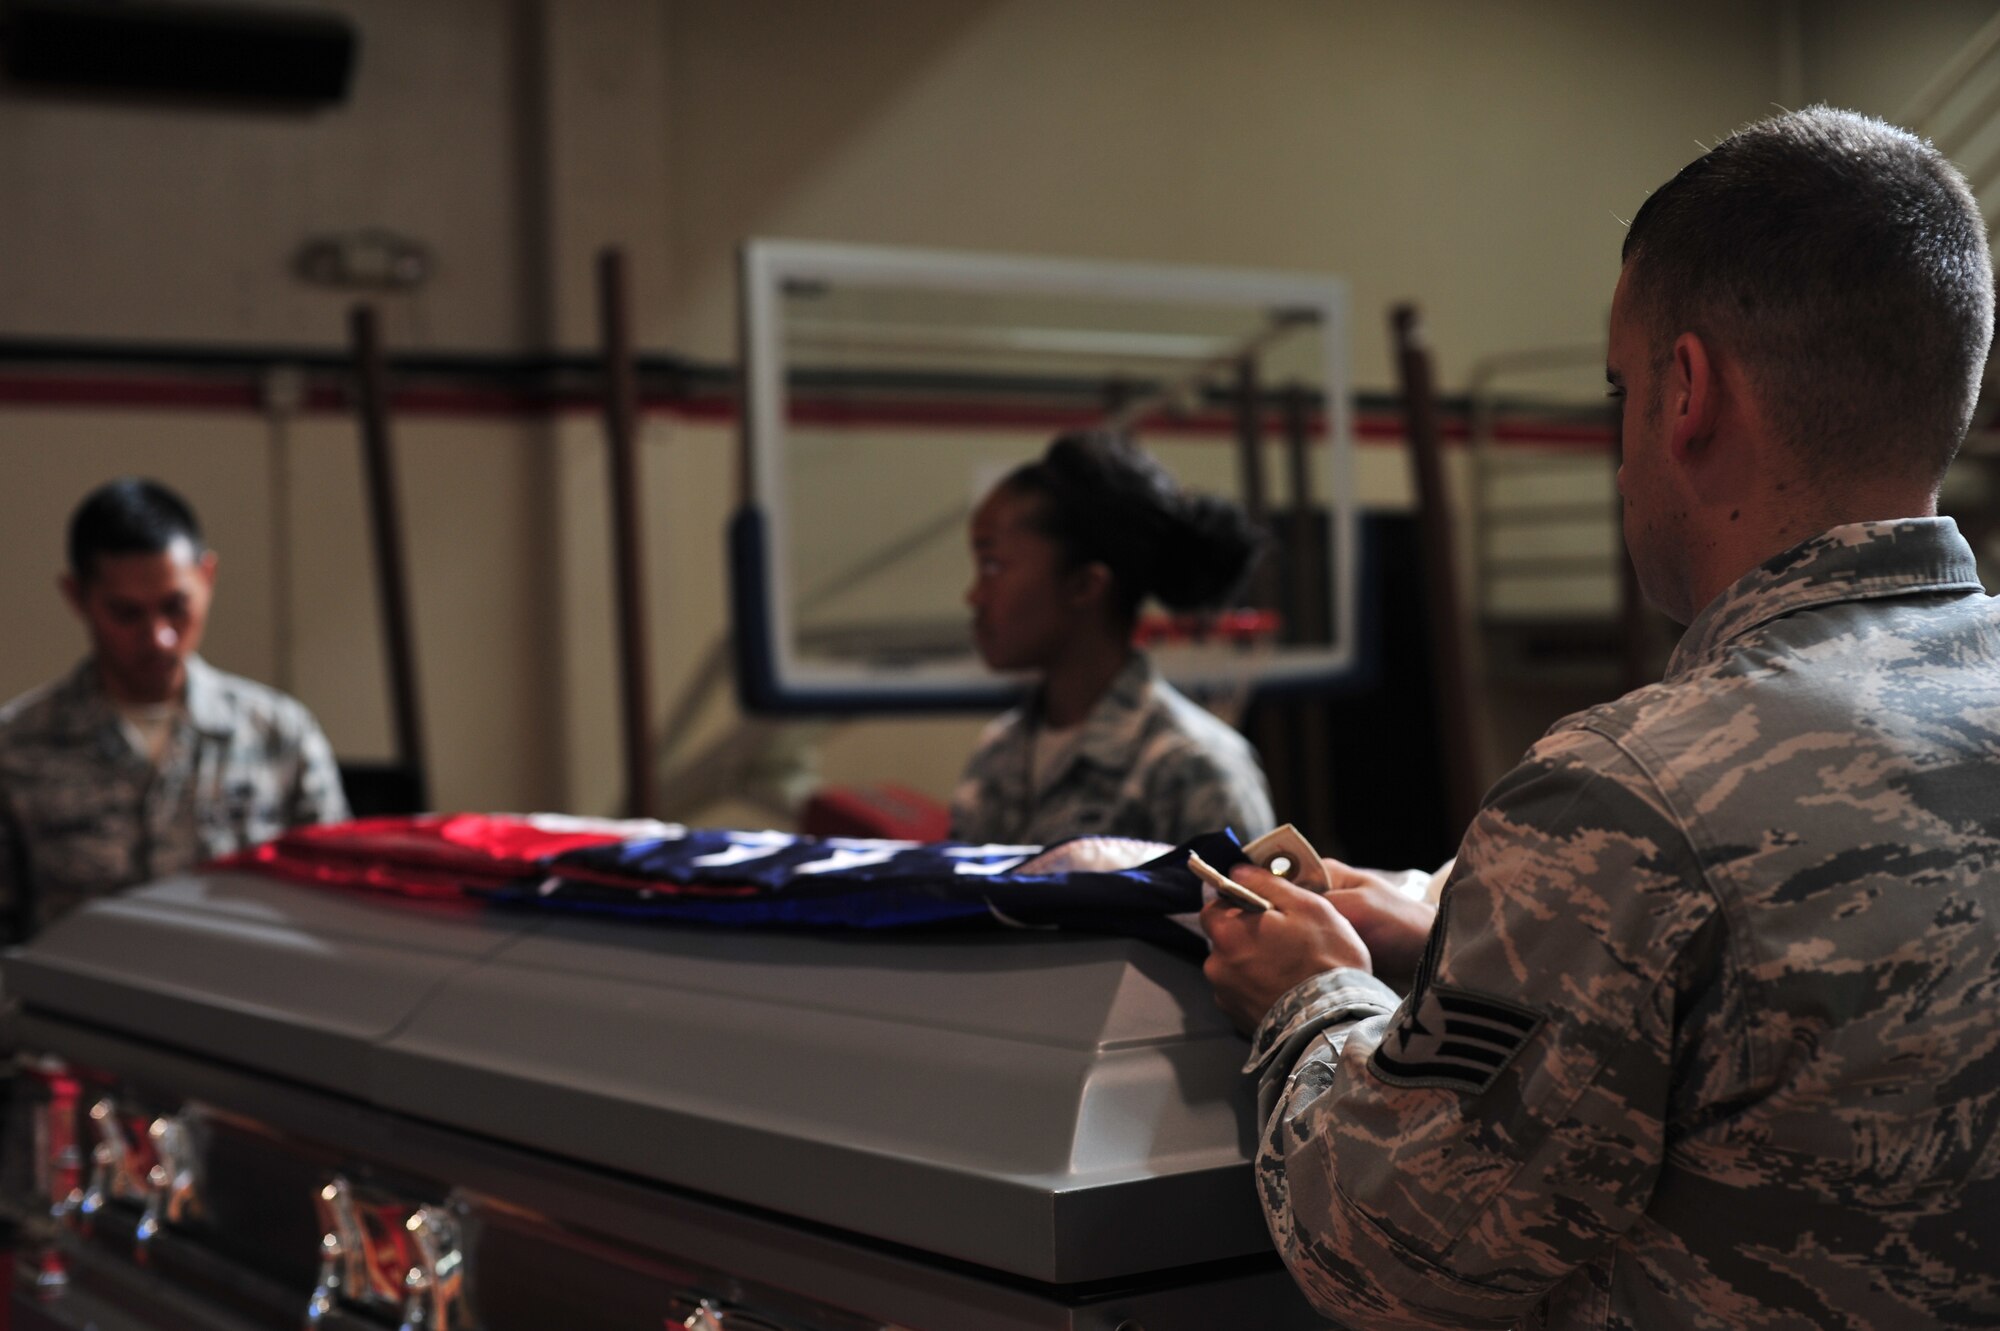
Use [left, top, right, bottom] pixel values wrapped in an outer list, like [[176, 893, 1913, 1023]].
[[0, 870, 1331, 1330]]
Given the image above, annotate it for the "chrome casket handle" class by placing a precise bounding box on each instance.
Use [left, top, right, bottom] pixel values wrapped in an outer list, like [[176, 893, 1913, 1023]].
[[77, 1098, 134, 1232], [305, 1231, 344, 1328], [306, 1176, 372, 1328], [135, 1112, 199, 1259], [397, 1204, 468, 1331]]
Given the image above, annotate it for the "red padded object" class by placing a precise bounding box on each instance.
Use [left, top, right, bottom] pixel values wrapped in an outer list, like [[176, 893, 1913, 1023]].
[[799, 784, 951, 842]]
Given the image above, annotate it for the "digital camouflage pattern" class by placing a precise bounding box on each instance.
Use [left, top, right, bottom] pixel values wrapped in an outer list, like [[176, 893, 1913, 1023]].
[[951, 651, 1274, 847], [1247, 519, 2000, 1330], [0, 655, 348, 938]]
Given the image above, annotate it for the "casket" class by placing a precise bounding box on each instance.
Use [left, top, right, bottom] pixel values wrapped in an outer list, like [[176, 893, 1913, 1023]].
[[0, 870, 1328, 1330]]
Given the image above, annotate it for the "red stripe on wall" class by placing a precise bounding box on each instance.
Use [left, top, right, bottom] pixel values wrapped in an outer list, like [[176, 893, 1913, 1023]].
[[0, 371, 1626, 447]]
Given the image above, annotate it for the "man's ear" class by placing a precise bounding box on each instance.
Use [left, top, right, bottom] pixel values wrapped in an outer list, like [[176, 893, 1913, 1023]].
[[58, 571, 82, 616], [1666, 331, 1719, 462], [196, 548, 218, 589]]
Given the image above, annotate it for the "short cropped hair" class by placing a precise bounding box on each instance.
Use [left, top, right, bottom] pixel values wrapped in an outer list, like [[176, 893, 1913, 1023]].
[[1622, 106, 1994, 484], [67, 478, 205, 583]]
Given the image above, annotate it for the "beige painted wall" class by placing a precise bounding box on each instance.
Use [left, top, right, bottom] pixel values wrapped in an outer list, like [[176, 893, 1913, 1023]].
[[657, 0, 1788, 390], [0, 0, 537, 350], [1805, 0, 2000, 117], [2, 1, 1991, 821]]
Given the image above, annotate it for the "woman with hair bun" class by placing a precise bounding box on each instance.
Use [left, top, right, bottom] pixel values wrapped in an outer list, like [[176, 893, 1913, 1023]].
[[950, 431, 1275, 846]]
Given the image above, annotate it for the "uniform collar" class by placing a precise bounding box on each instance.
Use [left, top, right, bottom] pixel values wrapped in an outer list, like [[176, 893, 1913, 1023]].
[[52, 658, 121, 756], [181, 656, 234, 736], [1028, 652, 1156, 793], [1070, 651, 1157, 769], [56, 653, 229, 739], [1667, 518, 1985, 680]]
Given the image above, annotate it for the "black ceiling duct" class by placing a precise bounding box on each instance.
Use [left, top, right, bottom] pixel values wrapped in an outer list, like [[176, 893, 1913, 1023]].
[[2, 0, 358, 108]]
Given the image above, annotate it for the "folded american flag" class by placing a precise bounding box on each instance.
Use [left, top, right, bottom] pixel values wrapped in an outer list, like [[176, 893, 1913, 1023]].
[[212, 812, 687, 898], [215, 815, 1249, 953]]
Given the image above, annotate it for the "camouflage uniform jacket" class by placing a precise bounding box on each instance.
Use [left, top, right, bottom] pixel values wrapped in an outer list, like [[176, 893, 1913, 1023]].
[[0, 655, 349, 938], [950, 652, 1274, 846], [1247, 518, 2000, 1330]]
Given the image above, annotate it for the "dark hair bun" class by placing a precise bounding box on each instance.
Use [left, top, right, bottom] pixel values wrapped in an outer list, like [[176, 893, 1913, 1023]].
[[1152, 490, 1264, 611], [1007, 431, 1265, 616]]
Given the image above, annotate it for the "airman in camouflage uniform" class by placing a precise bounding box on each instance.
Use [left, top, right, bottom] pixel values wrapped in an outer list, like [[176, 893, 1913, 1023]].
[[951, 651, 1274, 846], [1241, 519, 1999, 1328], [0, 654, 348, 937], [957, 432, 1275, 848], [1203, 108, 2000, 1329], [0, 478, 348, 940]]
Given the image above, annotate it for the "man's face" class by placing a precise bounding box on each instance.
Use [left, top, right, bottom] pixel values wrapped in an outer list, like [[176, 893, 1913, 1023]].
[[1608, 264, 1693, 623], [965, 486, 1087, 673], [63, 538, 217, 705]]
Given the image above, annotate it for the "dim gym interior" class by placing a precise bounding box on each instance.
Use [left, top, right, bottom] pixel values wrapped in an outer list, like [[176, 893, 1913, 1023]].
[[1, 5, 1997, 1330]]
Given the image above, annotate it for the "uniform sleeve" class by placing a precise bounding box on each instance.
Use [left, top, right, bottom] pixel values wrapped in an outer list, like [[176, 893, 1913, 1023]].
[[1247, 728, 1720, 1329], [948, 711, 1020, 843], [1146, 737, 1275, 844], [287, 710, 351, 827]]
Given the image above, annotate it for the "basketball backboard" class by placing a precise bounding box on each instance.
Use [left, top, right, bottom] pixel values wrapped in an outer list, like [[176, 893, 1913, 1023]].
[[732, 239, 1357, 714]]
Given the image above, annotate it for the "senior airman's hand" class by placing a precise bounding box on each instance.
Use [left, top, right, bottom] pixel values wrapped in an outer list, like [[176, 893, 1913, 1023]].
[[1317, 858, 1439, 991], [1201, 865, 1370, 1035]]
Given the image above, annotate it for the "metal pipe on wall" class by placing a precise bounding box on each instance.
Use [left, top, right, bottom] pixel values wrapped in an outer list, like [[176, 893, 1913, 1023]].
[[1392, 303, 1484, 839], [1282, 383, 1334, 841], [348, 304, 430, 811], [597, 247, 659, 820]]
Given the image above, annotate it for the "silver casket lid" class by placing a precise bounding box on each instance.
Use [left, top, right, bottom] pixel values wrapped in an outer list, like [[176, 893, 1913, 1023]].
[[3, 869, 1271, 1286]]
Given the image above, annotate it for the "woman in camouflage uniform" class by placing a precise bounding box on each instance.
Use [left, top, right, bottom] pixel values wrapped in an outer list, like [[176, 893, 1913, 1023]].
[[950, 432, 1274, 848]]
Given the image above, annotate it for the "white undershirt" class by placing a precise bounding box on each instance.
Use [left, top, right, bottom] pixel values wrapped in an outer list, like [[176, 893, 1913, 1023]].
[[1031, 720, 1083, 790], [117, 700, 182, 767]]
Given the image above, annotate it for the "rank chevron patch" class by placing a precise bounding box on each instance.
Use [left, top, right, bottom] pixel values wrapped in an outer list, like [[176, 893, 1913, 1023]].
[[1370, 984, 1541, 1093]]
